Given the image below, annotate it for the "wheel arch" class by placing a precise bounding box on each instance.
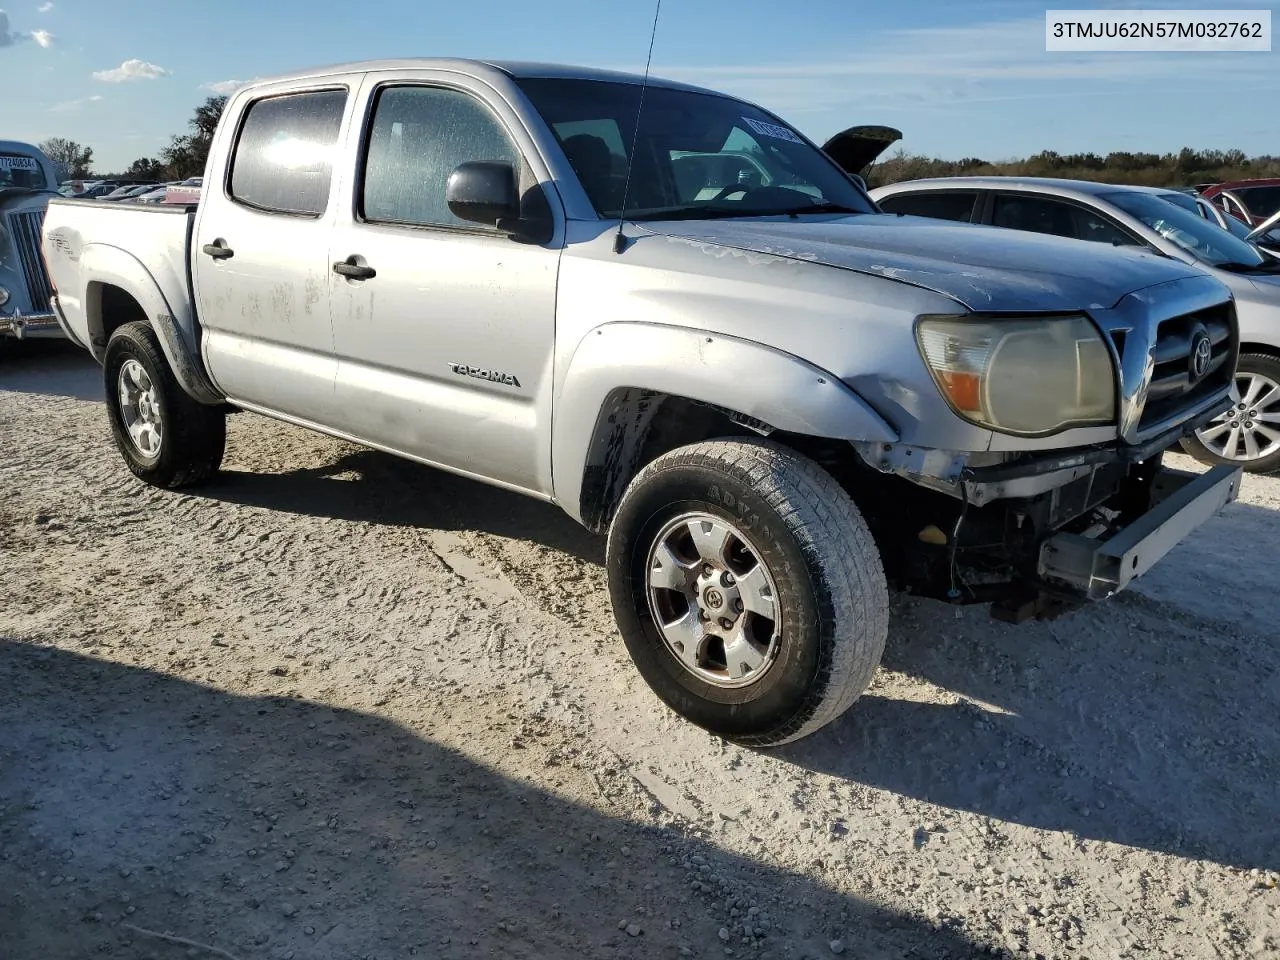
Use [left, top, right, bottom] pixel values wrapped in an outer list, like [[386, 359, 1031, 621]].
[[78, 244, 221, 404], [553, 322, 897, 532]]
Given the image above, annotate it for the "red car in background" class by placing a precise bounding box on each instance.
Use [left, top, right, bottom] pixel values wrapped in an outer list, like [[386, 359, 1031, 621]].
[[1201, 178, 1280, 226]]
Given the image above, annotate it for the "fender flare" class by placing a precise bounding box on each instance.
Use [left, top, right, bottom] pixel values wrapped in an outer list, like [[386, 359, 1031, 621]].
[[78, 243, 223, 404], [553, 321, 897, 527]]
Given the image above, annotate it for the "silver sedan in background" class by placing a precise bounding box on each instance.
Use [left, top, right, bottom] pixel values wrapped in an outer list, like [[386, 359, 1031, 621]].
[[870, 176, 1280, 473]]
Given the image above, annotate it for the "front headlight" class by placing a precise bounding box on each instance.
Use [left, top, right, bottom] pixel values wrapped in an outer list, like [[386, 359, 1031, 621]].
[[0, 286, 9, 307], [916, 314, 1116, 436]]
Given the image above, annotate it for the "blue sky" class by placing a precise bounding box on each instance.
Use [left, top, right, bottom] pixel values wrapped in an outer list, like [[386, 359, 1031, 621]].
[[2, 0, 1277, 173]]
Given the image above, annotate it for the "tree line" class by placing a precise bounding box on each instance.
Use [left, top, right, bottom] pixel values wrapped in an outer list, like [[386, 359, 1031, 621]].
[[37, 96, 1280, 190], [865, 147, 1280, 189], [39, 95, 228, 182]]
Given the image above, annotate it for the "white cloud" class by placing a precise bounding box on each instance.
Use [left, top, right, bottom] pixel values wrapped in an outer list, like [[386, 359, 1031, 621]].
[[51, 94, 104, 112], [0, 9, 52, 47], [201, 78, 253, 95], [93, 58, 170, 82], [38, 2, 52, 12]]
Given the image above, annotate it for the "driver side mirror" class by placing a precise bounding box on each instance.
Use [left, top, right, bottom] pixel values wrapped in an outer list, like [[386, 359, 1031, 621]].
[[446, 161, 519, 229]]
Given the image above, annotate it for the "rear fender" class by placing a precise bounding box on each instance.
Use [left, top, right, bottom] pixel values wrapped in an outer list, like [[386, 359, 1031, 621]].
[[553, 321, 897, 527], [78, 244, 221, 404]]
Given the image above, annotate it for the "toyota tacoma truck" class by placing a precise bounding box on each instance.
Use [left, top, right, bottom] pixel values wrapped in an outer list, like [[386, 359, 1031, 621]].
[[41, 60, 1243, 746]]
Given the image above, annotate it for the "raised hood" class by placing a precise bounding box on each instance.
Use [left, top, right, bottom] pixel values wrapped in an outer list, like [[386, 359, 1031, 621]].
[[645, 214, 1208, 312], [821, 125, 902, 176]]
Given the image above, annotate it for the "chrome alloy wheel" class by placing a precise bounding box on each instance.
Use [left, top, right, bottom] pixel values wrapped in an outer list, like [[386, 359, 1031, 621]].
[[117, 358, 164, 459], [1196, 371, 1280, 462], [645, 512, 781, 688]]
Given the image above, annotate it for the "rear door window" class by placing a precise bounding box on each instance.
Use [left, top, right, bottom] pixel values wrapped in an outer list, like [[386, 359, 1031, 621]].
[[992, 194, 1138, 245], [877, 191, 978, 222], [229, 89, 348, 216]]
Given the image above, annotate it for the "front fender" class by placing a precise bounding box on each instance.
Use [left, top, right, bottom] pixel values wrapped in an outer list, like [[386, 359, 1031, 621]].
[[552, 321, 897, 525], [76, 244, 222, 404]]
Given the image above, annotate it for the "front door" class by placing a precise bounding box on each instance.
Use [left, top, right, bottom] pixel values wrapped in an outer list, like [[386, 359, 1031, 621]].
[[193, 83, 355, 422], [326, 79, 561, 496]]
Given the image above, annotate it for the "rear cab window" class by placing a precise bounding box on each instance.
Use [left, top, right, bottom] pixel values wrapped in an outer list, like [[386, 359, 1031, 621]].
[[877, 191, 978, 223], [229, 89, 348, 216]]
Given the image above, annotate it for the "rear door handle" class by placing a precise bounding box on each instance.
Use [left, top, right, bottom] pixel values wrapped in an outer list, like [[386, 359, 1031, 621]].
[[333, 256, 376, 280], [202, 239, 234, 260]]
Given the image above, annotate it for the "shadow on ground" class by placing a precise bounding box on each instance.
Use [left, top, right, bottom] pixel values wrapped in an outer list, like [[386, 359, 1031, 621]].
[[202, 441, 1280, 874], [0, 640, 977, 960], [777, 502, 1280, 874], [13, 352, 1278, 875], [0, 340, 101, 402]]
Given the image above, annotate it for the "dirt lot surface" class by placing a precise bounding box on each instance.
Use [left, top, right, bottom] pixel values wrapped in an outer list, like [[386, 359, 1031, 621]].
[[2, 341, 1278, 960]]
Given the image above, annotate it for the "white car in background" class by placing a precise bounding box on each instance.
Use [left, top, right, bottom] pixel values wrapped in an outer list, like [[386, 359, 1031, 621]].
[[870, 176, 1280, 473]]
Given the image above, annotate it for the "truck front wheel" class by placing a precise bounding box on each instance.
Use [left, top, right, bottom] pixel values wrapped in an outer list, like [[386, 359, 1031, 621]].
[[605, 439, 889, 746], [104, 321, 226, 489]]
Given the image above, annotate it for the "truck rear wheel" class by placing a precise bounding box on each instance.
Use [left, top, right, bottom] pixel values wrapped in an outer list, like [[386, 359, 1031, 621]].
[[605, 438, 889, 746], [103, 321, 226, 489]]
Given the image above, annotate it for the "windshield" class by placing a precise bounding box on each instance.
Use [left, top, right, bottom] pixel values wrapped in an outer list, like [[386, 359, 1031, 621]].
[[516, 77, 875, 221], [1235, 185, 1280, 219], [0, 153, 47, 190], [1105, 190, 1268, 268]]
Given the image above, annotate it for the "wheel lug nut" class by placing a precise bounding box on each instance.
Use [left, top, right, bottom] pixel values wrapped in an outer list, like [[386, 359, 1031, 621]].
[[719, 618, 734, 630], [702, 564, 714, 577], [721, 572, 735, 587], [734, 599, 744, 613]]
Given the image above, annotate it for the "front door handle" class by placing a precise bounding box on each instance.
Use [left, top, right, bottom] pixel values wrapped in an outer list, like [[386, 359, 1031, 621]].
[[333, 256, 376, 280], [202, 239, 234, 260]]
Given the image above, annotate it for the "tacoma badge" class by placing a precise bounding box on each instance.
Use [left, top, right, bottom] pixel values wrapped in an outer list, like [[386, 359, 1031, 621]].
[[448, 363, 521, 388]]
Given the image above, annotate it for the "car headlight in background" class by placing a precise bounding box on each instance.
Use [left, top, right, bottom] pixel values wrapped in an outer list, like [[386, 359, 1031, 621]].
[[0, 286, 9, 308], [916, 314, 1116, 436]]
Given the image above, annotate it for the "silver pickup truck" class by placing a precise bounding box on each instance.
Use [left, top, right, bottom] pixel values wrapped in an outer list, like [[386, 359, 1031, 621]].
[[41, 59, 1243, 745]]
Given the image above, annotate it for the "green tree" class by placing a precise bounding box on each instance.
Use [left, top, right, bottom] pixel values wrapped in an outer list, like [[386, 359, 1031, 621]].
[[161, 95, 227, 180], [126, 157, 165, 181], [38, 137, 94, 179]]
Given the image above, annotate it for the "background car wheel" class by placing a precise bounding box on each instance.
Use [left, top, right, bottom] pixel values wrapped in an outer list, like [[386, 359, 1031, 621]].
[[104, 321, 226, 488], [606, 438, 889, 746], [1181, 353, 1280, 475]]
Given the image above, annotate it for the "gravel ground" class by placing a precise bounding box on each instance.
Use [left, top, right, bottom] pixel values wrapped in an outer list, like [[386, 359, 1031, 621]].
[[2, 340, 1278, 960]]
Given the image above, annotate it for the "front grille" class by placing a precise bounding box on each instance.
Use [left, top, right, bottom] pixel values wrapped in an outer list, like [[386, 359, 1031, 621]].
[[1138, 302, 1235, 430], [7, 210, 54, 314]]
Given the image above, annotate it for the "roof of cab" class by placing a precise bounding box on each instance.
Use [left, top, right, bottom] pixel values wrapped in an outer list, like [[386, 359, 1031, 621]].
[[237, 58, 723, 98]]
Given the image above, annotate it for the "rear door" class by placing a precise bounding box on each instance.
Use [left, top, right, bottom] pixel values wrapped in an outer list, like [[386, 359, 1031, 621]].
[[193, 78, 360, 422], [987, 192, 1143, 246], [876, 189, 983, 223]]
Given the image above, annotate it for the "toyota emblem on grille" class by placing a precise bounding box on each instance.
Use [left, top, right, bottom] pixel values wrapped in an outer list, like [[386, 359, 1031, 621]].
[[1189, 333, 1212, 382]]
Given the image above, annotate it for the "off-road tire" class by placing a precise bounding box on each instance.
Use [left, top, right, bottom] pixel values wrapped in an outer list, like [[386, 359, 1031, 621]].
[[1180, 352, 1280, 475], [103, 321, 226, 488], [606, 438, 889, 746]]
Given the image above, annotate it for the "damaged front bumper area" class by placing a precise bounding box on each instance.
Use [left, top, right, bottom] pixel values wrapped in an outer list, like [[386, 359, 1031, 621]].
[[849, 404, 1240, 621], [1037, 464, 1239, 601]]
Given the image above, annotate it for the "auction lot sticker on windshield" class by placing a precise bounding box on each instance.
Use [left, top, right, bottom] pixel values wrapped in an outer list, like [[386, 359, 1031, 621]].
[[1047, 9, 1271, 51], [742, 118, 805, 145], [0, 156, 39, 170]]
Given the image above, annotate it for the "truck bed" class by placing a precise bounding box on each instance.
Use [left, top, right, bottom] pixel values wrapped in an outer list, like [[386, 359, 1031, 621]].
[[41, 198, 198, 359]]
